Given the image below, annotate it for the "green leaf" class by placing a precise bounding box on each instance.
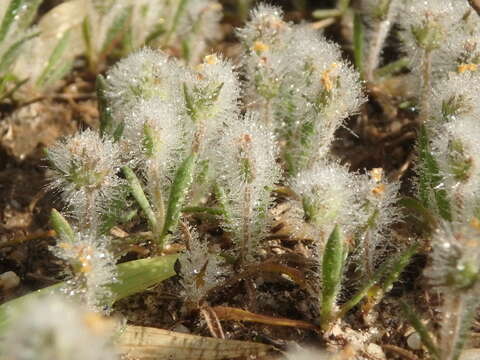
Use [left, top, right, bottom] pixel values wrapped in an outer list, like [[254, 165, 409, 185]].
[[163, 0, 189, 46], [100, 5, 132, 58], [379, 244, 418, 295], [122, 166, 158, 231], [0, 0, 22, 43], [49, 209, 75, 244], [400, 300, 440, 360], [0, 255, 178, 332], [36, 29, 72, 87], [353, 12, 364, 77], [96, 75, 114, 138], [320, 225, 344, 328], [375, 57, 409, 78], [82, 16, 93, 67], [0, 32, 38, 74], [159, 153, 197, 248], [418, 125, 452, 221], [182, 206, 225, 216], [337, 244, 417, 319], [312, 8, 342, 19]]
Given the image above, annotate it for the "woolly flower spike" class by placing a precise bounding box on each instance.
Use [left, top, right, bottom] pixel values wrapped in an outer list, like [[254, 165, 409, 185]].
[[399, 0, 471, 74], [179, 225, 224, 305], [123, 99, 186, 166], [355, 168, 401, 270], [51, 232, 117, 312], [105, 48, 183, 122], [236, 4, 287, 47], [47, 129, 123, 227], [291, 160, 364, 242], [429, 72, 480, 123], [184, 53, 240, 154], [425, 221, 480, 292], [238, 8, 364, 173], [1, 294, 118, 360], [282, 28, 364, 167], [424, 221, 480, 360], [215, 112, 281, 263], [432, 117, 480, 218]]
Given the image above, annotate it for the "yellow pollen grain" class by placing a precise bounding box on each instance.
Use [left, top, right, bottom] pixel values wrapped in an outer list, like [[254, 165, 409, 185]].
[[204, 54, 218, 65], [252, 41, 269, 53], [79, 256, 92, 273], [370, 168, 384, 183], [469, 217, 480, 230], [372, 184, 386, 197], [83, 312, 110, 335], [458, 63, 478, 73], [321, 63, 338, 92]]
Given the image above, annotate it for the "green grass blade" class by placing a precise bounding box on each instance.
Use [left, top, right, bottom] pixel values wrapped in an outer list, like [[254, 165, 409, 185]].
[[0, 32, 38, 74], [400, 300, 440, 359], [337, 243, 418, 319], [96, 74, 114, 138], [353, 12, 364, 77], [0, 0, 22, 43], [159, 153, 197, 248], [320, 225, 344, 328], [16, 0, 42, 30], [379, 244, 418, 294], [0, 255, 178, 332], [36, 30, 72, 87], [375, 57, 409, 78], [82, 16, 93, 67], [100, 5, 132, 58], [49, 209, 75, 244], [163, 0, 189, 46], [122, 166, 158, 231], [312, 8, 342, 19]]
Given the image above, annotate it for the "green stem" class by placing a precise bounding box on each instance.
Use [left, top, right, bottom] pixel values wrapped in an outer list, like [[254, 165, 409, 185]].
[[122, 166, 158, 232]]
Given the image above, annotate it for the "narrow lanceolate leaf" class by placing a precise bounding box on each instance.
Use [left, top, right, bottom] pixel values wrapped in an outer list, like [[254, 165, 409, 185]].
[[320, 225, 344, 328], [0, 32, 38, 74], [82, 16, 93, 67], [36, 30, 73, 87], [122, 166, 158, 231], [100, 5, 132, 58], [337, 244, 418, 319], [418, 125, 452, 221], [49, 209, 75, 244], [0, 255, 178, 332], [400, 300, 440, 360], [353, 12, 364, 77], [211, 306, 318, 331], [163, 0, 190, 46], [379, 244, 418, 295], [159, 153, 197, 247], [118, 325, 273, 360], [108, 255, 177, 302], [96, 74, 114, 138], [0, 0, 23, 43]]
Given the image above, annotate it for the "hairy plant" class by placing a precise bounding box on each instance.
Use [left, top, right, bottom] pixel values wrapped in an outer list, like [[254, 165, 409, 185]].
[[0, 294, 119, 359]]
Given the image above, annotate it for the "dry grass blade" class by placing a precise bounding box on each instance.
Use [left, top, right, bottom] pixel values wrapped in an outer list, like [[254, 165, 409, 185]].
[[118, 325, 274, 360], [211, 306, 318, 331]]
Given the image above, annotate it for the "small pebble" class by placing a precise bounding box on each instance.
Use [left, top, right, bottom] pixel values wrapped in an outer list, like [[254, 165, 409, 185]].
[[0, 271, 20, 291], [407, 331, 422, 350]]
